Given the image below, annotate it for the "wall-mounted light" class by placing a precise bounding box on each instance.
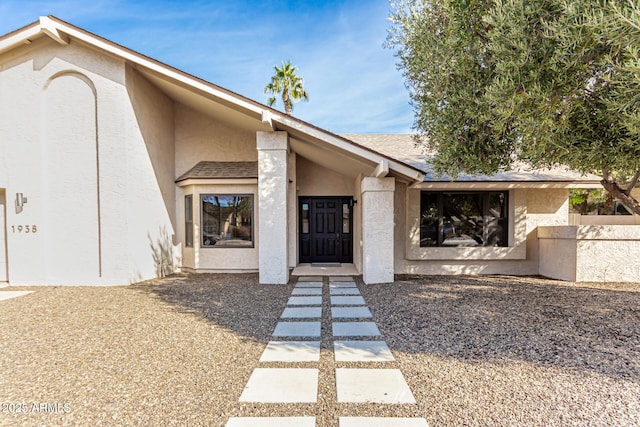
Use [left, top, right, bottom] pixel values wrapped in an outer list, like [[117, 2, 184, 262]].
[[15, 193, 28, 214]]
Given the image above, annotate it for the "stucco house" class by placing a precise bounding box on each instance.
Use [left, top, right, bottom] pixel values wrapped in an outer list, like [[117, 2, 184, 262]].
[[4, 16, 633, 287]]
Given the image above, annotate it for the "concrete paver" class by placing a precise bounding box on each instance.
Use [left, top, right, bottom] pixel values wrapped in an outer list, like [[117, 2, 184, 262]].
[[227, 417, 316, 427], [334, 340, 395, 362], [335, 368, 416, 403], [260, 341, 321, 362], [273, 321, 321, 337], [332, 322, 381, 337], [239, 368, 318, 403]]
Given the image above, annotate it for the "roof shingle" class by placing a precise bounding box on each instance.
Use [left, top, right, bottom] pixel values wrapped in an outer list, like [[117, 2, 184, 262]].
[[176, 161, 258, 182]]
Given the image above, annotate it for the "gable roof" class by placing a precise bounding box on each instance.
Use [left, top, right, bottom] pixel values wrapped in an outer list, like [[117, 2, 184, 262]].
[[0, 16, 424, 183], [343, 134, 602, 185]]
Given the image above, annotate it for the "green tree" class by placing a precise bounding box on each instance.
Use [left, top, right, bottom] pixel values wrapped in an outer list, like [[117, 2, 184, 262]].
[[264, 61, 309, 115], [388, 0, 640, 214]]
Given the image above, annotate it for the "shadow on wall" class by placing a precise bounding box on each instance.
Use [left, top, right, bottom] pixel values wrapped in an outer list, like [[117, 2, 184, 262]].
[[148, 227, 181, 278]]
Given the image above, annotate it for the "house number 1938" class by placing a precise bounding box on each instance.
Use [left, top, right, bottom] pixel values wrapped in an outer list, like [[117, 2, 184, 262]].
[[11, 225, 38, 233]]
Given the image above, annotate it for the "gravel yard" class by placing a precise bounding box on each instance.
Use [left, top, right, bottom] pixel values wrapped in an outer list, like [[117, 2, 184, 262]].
[[1, 274, 639, 426]]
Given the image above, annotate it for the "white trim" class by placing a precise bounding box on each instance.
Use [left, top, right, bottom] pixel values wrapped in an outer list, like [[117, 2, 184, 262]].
[[176, 178, 257, 187], [1, 17, 424, 184], [412, 181, 602, 190], [371, 159, 389, 178], [39, 16, 69, 46]]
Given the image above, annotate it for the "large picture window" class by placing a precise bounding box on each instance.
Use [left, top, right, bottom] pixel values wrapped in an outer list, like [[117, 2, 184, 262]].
[[201, 195, 253, 248], [420, 191, 508, 247]]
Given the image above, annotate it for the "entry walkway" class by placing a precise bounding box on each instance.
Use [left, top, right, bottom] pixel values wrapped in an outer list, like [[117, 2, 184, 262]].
[[226, 276, 428, 427]]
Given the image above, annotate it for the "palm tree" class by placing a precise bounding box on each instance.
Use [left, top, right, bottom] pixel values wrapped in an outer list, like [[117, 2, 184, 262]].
[[264, 61, 309, 115]]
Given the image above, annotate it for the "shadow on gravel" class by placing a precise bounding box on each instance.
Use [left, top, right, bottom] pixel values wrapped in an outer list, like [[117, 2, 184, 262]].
[[130, 273, 291, 343], [361, 275, 640, 384]]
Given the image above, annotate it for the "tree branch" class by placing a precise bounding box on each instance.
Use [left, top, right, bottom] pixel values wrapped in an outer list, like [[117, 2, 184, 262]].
[[625, 169, 640, 195], [600, 170, 640, 215]]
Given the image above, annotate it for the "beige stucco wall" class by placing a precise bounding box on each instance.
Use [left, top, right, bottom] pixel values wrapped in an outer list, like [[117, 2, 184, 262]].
[[395, 186, 569, 276], [178, 182, 259, 273], [0, 38, 176, 285], [0, 190, 6, 282], [174, 104, 257, 178], [296, 155, 355, 197], [539, 225, 640, 282]]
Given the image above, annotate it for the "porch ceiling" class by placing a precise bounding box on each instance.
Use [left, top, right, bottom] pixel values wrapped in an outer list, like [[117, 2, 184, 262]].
[[290, 136, 375, 180]]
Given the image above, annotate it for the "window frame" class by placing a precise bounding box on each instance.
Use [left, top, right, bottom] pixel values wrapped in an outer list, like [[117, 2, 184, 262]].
[[200, 194, 254, 249], [419, 191, 509, 248], [185, 194, 193, 248]]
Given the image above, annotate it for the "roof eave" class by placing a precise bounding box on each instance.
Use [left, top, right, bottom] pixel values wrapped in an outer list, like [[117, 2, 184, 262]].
[[0, 16, 425, 184]]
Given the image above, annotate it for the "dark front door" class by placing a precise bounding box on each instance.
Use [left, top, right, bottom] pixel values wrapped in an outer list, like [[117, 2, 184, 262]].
[[299, 197, 353, 263]]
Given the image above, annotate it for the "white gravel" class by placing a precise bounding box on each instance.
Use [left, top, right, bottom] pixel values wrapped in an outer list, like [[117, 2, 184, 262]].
[[0, 273, 638, 426]]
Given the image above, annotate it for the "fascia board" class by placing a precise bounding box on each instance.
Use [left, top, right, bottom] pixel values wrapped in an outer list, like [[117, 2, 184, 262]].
[[412, 181, 603, 190], [2, 17, 425, 185], [273, 115, 425, 182], [44, 17, 265, 119], [0, 22, 42, 55]]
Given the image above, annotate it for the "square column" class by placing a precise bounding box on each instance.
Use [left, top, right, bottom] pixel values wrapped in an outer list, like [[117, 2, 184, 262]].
[[257, 131, 289, 284], [361, 177, 395, 284]]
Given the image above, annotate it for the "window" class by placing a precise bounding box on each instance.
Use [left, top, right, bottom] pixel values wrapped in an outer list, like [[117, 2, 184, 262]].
[[201, 195, 253, 247], [301, 203, 310, 234], [420, 191, 508, 247], [185, 195, 193, 247]]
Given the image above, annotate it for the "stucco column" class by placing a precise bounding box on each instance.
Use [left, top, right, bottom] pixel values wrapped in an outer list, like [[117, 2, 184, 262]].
[[257, 131, 289, 284], [361, 176, 395, 284]]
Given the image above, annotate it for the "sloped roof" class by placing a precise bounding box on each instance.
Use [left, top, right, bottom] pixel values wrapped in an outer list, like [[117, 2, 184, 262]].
[[0, 16, 424, 183], [176, 161, 258, 181], [0, 17, 600, 186], [342, 134, 602, 184]]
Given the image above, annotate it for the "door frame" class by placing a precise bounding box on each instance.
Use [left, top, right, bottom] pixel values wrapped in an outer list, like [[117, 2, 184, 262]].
[[298, 196, 354, 264]]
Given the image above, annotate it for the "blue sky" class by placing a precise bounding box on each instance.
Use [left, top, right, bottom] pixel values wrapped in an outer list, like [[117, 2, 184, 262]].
[[0, 0, 415, 134]]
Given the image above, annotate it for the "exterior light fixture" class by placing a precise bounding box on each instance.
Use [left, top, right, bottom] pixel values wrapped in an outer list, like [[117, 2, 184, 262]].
[[15, 193, 28, 214]]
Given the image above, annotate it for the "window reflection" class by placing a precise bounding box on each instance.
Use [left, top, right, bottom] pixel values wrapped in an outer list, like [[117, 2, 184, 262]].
[[420, 192, 508, 247], [302, 203, 309, 234], [201, 195, 253, 247]]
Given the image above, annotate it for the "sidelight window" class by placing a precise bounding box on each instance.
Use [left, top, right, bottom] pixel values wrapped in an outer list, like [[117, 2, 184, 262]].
[[185, 195, 193, 247]]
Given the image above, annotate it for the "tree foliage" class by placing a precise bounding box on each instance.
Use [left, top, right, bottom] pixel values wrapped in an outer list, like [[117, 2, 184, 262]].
[[388, 0, 640, 214], [264, 61, 309, 115]]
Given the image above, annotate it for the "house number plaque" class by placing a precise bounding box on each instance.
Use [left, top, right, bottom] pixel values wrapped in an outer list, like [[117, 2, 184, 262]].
[[11, 225, 38, 233]]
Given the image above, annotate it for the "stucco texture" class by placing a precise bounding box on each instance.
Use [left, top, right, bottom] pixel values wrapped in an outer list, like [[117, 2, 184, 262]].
[[395, 187, 569, 276], [0, 38, 176, 285]]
